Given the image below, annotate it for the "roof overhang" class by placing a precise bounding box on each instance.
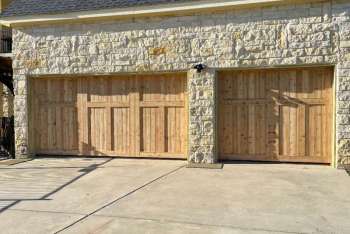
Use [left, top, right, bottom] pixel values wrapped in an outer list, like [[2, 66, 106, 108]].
[[0, 0, 323, 27]]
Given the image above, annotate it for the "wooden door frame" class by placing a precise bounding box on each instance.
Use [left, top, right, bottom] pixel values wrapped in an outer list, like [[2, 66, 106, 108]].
[[332, 67, 337, 168]]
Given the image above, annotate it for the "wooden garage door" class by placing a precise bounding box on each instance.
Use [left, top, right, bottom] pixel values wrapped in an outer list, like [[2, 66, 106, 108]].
[[218, 67, 333, 163], [29, 74, 188, 158]]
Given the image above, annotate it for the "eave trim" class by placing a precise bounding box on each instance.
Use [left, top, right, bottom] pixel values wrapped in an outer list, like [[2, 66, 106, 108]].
[[0, 0, 314, 27]]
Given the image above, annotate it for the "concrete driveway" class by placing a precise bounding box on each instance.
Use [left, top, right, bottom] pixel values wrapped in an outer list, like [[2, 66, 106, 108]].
[[0, 158, 349, 234]]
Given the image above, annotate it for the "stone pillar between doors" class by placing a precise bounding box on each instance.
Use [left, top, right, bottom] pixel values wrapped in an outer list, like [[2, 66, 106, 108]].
[[336, 64, 350, 168], [187, 68, 217, 164], [14, 74, 30, 159]]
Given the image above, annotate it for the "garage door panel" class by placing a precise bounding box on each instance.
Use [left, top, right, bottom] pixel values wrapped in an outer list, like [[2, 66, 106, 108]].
[[35, 106, 78, 152], [37, 106, 48, 150], [219, 73, 233, 99], [279, 104, 329, 159], [141, 107, 159, 153], [248, 104, 267, 155], [165, 75, 180, 101], [266, 98, 279, 158], [166, 107, 186, 154], [48, 79, 62, 102], [236, 105, 248, 155], [31, 74, 187, 159], [88, 107, 107, 152], [307, 105, 324, 157], [140, 106, 186, 155], [236, 73, 248, 99], [110, 77, 132, 102], [141, 76, 161, 102], [279, 105, 298, 157], [33, 75, 79, 153], [220, 104, 250, 156], [47, 107, 57, 150], [63, 79, 77, 102], [297, 105, 306, 157], [112, 107, 130, 154], [279, 70, 297, 98], [62, 107, 78, 151], [219, 68, 333, 163], [219, 104, 233, 154], [87, 78, 109, 103]]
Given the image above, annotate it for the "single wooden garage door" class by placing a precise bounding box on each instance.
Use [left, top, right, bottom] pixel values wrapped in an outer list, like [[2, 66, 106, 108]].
[[29, 74, 188, 158], [218, 67, 333, 163]]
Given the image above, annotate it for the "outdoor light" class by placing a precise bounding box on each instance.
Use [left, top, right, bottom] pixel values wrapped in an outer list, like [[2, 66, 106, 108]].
[[193, 63, 207, 73]]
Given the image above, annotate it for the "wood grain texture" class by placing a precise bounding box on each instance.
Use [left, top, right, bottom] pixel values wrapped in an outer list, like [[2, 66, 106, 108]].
[[218, 67, 333, 163], [30, 74, 188, 158]]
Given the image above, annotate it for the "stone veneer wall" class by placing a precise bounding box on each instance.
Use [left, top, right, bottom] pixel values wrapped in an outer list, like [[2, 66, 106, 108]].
[[10, 0, 350, 167], [2, 85, 13, 117], [0, 83, 14, 117]]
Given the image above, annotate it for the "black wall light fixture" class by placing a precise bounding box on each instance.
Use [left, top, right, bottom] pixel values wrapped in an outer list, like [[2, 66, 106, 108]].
[[193, 63, 207, 73]]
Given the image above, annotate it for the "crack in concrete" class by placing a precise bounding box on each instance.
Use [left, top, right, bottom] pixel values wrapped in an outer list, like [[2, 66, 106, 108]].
[[7, 208, 86, 216], [54, 164, 186, 234]]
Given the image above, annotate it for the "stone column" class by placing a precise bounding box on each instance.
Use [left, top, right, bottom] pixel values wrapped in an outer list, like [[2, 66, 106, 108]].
[[336, 64, 350, 168], [2, 85, 14, 117], [188, 68, 217, 164], [13, 74, 30, 159], [336, 10, 350, 168]]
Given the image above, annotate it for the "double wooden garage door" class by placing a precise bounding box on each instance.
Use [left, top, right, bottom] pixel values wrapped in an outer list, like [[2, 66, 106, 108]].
[[30, 74, 188, 158], [218, 67, 333, 163]]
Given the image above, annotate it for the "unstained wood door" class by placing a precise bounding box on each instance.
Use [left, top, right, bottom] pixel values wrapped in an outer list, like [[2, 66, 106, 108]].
[[30, 74, 188, 158], [218, 67, 333, 163]]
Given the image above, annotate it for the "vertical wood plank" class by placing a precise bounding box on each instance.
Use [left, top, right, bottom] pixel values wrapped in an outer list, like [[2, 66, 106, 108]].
[[106, 107, 112, 151], [158, 107, 165, 153]]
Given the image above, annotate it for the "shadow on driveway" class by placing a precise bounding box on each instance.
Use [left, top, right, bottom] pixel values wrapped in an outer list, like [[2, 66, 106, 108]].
[[0, 158, 113, 213]]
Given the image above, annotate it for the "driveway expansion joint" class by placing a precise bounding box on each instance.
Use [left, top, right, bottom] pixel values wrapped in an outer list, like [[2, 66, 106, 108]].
[[54, 164, 186, 233]]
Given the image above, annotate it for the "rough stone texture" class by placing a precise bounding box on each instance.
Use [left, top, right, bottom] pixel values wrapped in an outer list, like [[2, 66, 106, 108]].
[[188, 69, 216, 163], [9, 0, 350, 167], [0, 83, 14, 117], [2, 85, 13, 117]]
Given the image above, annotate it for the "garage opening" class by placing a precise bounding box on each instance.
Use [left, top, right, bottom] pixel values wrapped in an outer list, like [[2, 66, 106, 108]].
[[218, 67, 333, 163], [29, 73, 188, 159]]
